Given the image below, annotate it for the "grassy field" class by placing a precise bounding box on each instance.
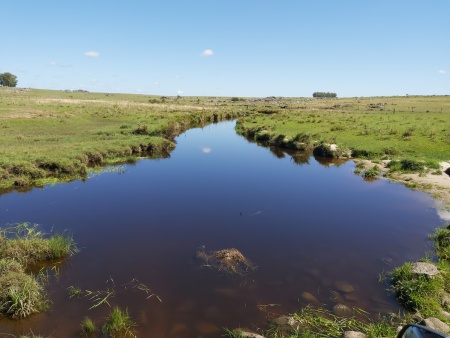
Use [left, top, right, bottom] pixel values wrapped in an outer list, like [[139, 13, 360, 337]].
[[1, 88, 449, 193], [0, 88, 246, 190], [235, 95, 450, 162]]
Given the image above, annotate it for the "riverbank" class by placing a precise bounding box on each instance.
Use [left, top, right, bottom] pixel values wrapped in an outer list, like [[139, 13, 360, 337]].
[[0, 88, 247, 192]]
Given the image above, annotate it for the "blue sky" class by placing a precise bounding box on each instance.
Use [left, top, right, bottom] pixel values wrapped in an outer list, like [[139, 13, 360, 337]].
[[3, 1, 449, 97]]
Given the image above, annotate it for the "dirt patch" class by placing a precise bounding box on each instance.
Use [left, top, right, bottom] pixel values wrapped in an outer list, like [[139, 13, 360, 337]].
[[196, 247, 255, 275]]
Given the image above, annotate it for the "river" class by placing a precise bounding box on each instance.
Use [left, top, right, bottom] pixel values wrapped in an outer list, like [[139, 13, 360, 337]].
[[0, 121, 444, 337]]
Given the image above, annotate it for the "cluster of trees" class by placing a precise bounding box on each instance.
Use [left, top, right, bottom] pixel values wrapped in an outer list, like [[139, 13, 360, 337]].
[[312, 92, 337, 98], [0, 72, 18, 87]]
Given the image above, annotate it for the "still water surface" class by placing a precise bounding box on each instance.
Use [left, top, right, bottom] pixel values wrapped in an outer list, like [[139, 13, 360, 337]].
[[0, 121, 444, 337]]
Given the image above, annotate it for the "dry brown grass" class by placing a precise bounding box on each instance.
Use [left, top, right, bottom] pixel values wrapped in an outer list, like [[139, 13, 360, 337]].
[[196, 247, 255, 275]]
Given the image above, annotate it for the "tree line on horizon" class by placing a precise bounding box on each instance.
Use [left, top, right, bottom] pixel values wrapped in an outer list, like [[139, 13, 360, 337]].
[[312, 92, 337, 98]]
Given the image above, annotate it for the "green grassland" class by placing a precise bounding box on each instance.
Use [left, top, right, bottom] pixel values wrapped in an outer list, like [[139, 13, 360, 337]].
[[1, 88, 449, 193], [0, 88, 246, 190], [235, 95, 450, 162]]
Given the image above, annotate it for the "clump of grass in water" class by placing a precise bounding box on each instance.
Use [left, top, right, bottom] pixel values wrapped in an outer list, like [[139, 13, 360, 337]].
[[102, 306, 136, 338], [0, 223, 77, 266], [80, 316, 97, 337], [362, 165, 380, 180], [0, 223, 78, 318], [196, 246, 255, 276]]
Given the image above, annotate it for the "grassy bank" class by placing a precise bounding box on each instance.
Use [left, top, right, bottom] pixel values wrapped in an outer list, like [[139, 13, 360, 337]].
[[1, 89, 449, 193], [0, 88, 247, 191], [0, 223, 77, 318], [235, 95, 450, 162]]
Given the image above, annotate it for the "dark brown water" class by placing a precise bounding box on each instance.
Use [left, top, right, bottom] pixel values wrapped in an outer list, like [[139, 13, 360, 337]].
[[0, 121, 444, 337]]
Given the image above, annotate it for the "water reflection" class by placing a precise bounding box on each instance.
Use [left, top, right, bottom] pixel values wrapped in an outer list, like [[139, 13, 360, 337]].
[[0, 121, 443, 337]]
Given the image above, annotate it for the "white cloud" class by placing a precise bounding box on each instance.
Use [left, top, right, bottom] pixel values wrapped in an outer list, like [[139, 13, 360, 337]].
[[201, 147, 212, 153], [90, 79, 98, 83], [201, 49, 214, 56], [49, 61, 57, 66], [154, 82, 160, 86], [177, 90, 183, 95], [438, 70, 447, 74], [84, 51, 100, 57]]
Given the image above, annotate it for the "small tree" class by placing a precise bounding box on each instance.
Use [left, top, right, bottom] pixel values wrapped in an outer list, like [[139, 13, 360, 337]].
[[0, 72, 18, 87]]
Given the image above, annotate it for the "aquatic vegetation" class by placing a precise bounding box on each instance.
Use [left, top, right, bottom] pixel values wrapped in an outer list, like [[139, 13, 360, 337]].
[[102, 306, 136, 338], [196, 247, 255, 275], [0, 223, 77, 266], [0, 258, 46, 318], [0, 223, 77, 318], [80, 316, 97, 337]]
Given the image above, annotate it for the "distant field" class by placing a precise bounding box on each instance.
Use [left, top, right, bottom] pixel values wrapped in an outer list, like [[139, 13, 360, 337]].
[[0, 88, 449, 191]]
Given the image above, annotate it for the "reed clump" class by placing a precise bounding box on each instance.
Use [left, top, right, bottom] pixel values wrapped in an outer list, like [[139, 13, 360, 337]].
[[0, 223, 77, 318]]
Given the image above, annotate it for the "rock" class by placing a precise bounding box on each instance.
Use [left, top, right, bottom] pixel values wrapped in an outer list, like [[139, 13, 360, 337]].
[[272, 315, 300, 328], [442, 293, 450, 309], [421, 317, 450, 333], [411, 262, 440, 277], [343, 331, 366, 338], [195, 321, 220, 334], [344, 293, 358, 302], [233, 328, 266, 338], [313, 144, 339, 157], [300, 291, 320, 304], [168, 323, 189, 338], [441, 311, 450, 320], [333, 304, 353, 318], [411, 312, 423, 322], [334, 281, 355, 293]]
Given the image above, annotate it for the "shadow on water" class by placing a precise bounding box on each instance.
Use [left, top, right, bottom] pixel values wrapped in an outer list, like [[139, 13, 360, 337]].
[[0, 120, 444, 337]]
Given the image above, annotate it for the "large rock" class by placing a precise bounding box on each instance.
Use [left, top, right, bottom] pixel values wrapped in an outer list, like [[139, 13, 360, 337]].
[[334, 281, 355, 293], [333, 304, 353, 317], [343, 331, 366, 338], [301, 291, 321, 304], [411, 262, 440, 277], [421, 317, 450, 333]]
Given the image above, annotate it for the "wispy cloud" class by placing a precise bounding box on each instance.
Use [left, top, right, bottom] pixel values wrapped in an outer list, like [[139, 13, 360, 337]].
[[438, 70, 447, 74], [49, 61, 57, 66], [177, 90, 183, 95], [201, 147, 212, 154], [84, 51, 100, 57], [201, 49, 214, 56], [90, 79, 98, 83]]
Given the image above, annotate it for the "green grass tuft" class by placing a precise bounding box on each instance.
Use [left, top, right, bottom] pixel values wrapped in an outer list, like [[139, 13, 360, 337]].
[[102, 306, 137, 338], [80, 316, 96, 337]]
